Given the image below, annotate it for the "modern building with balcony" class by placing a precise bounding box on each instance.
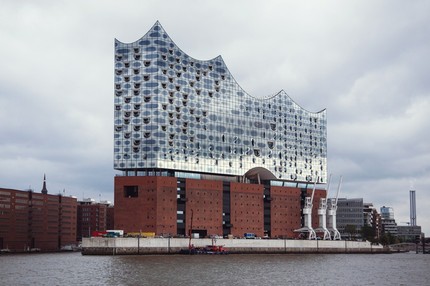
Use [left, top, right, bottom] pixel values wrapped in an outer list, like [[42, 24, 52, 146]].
[[113, 22, 327, 238], [380, 206, 398, 235]]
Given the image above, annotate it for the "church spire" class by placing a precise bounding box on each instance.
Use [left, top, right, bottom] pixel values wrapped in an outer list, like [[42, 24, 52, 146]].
[[41, 174, 48, 194]]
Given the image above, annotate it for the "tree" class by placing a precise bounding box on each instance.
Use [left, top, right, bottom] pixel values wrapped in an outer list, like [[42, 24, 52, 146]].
[[344, 224, 357, 240], [361, 225, 376, 242], [380, 232, 398, 245]]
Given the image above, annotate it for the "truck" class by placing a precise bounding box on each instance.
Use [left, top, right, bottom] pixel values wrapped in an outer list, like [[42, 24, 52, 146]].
[[91, 231, 107, 237], [244, 233, 256, 239], [104, 230, 124, 237]]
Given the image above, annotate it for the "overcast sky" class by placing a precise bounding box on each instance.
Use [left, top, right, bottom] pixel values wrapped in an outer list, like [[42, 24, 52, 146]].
[[1, 0, 429, 234]]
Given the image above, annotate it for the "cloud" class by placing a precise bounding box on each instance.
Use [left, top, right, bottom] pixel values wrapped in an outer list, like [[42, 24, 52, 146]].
[[0, 0, 429, 234]]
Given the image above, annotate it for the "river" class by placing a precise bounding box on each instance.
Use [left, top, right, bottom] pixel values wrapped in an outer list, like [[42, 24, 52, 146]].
[[1, 252, 429, 285]]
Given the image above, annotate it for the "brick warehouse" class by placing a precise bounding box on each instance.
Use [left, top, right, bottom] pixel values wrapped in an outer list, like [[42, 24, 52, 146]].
[[113, 22, 328, 238], [115, 176, 326, 238], [77, 199, 113, 241], [0, 187, 77, 251]]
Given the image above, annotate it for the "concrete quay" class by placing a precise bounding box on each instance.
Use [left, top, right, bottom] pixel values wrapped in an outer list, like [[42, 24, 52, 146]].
[[82, 237, 387, 255]]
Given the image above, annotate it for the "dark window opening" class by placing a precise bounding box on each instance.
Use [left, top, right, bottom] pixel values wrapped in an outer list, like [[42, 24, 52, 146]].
[[124, 186, 138, 198]]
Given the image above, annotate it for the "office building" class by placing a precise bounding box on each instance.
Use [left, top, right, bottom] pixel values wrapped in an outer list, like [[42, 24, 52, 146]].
[[380, 206, 394, 220], [397, 225, 421, 242], [380, 206, 398, 235], [114, 22, 327, 238], [336, 198, 364, 238]]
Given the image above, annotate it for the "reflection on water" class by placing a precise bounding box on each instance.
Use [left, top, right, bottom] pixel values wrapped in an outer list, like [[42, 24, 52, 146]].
[[1, 252, 429, 285]]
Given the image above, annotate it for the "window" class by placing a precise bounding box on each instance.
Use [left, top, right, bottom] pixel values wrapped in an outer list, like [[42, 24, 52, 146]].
[[124, 186, 138, 198]]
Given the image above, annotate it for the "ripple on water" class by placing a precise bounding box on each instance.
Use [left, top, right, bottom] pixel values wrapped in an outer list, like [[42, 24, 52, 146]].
[[1, 252, 429, 286]]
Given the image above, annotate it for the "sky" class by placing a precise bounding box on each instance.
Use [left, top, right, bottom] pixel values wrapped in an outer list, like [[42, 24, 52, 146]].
[[1, 0, 429, 234]]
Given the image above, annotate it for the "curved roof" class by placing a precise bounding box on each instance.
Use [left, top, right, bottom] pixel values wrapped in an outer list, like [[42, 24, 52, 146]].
[[116, 21, 325, 115], [114, 21, 327, 184], [244, 167, 277, 181]]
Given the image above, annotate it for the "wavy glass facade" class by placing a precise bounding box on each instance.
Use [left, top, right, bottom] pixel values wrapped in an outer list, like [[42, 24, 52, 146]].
[[114, 22, 327, 183]]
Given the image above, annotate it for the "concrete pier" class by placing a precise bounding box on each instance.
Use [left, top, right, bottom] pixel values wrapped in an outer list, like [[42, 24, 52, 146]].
[[82, 237, 386, 255]]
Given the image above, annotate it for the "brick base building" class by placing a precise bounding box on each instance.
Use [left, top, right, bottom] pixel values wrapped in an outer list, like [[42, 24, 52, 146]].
[[0, 187, 77, 252], [114, 176, 326, 238]]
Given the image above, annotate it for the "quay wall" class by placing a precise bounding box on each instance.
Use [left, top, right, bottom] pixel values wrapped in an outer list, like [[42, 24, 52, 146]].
[[82, 237, 386, 255]]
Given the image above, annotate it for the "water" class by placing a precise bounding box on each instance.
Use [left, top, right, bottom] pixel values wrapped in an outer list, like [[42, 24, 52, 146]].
[[1, 252, 429, 285]]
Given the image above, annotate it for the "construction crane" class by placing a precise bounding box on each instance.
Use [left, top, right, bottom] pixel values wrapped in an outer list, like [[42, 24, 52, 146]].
[[326, 176, 342, 240]]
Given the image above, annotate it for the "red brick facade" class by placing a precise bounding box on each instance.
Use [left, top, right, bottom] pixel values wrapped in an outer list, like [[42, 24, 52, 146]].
[[114, 176, 177, 235], [77, 202, 107, 241], [230, 182, 264, 237], [60, 196, 78, 247], [185, 179, 223, 237], [106, 205, 115, 230], [0, 188, 77, 252], [114, 176, 326, 238], [270, 186, 301, 238]]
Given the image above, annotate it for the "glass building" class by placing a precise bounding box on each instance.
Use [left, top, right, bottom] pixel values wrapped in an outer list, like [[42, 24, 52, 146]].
[[380, 206, 395, 220], [114, 21, 327, 184], [336, 198, 364, 237]]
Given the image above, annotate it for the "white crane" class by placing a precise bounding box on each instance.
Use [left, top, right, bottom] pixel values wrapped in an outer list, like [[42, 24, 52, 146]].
[[315, 174, 331, 240], [294, 177, 318, 240], [326, 176, 342, 240]]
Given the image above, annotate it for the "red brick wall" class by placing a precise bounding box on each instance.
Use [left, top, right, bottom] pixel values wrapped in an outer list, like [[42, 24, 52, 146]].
[[60, 196, 77, 246], [0, 188, 28, 250], [77, 203, 106, 240], [185, 179, 223, 237], [0, 188, 77, 252], [230, 182, 264, 237], [106, 206, 115, 230], [270, 186, 301, 238], [113, 178, 328, 239], [155, 178, 177, 236], [114, 176, 177, 235], [34, 192, 58, 251]]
